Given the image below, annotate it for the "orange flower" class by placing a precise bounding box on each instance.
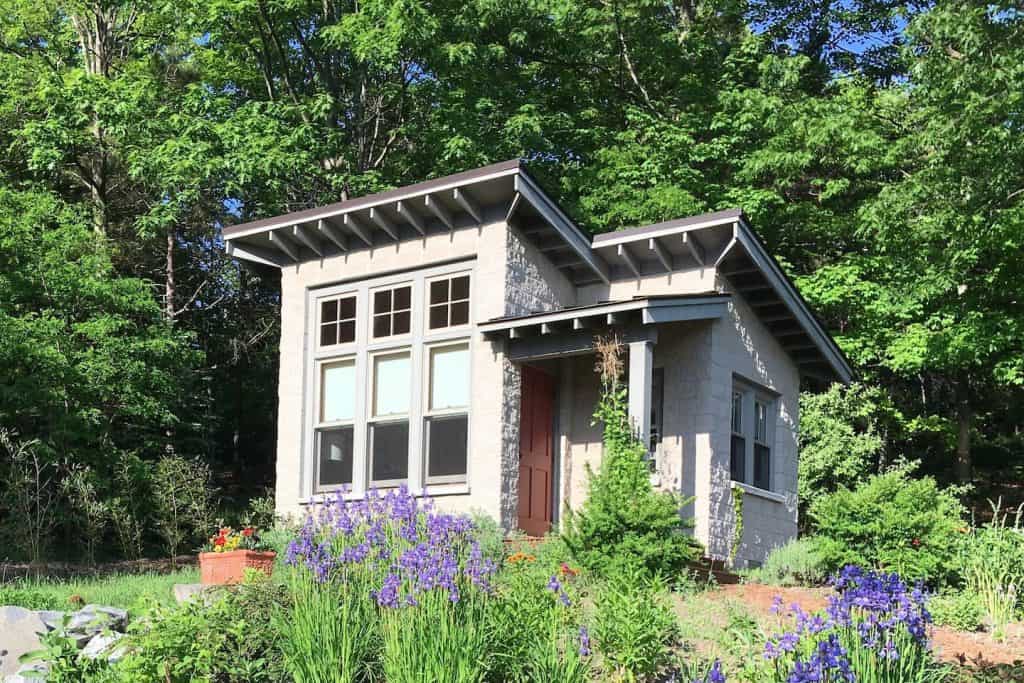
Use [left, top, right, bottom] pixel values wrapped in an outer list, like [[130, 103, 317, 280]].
[[559, 562, 579, 577], [214, 536, 226, 547]]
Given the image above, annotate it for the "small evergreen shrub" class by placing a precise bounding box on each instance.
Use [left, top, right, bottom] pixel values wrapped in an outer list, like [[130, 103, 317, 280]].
[[563, 336, 702, 576], [748, 537, 828, 587], [808, 465, 966, 584], [929, 590, 984, 632]]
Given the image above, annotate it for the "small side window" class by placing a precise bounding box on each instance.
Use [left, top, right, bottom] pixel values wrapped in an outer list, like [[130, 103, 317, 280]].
[[428, 275, 471, 330], [730, 390, 746, 483]]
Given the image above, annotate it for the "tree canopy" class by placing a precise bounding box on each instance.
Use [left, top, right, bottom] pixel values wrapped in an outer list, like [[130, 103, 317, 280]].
[[1, 0, 1021, 559]]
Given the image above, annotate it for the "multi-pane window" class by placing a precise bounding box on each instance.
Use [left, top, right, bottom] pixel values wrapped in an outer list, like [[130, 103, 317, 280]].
[[753, 400, 771, 490], [730, 391, 746, 483], [317, 359, 355, 488], [320, 295, 356, 346], [372, 285, 412, 338], [368, 351, 411, 485], [428, 275, 470, 330], [424, 343, 470, 483]]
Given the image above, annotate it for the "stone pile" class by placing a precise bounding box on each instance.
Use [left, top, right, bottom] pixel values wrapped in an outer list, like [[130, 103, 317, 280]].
[[0, 604, 128, 682]]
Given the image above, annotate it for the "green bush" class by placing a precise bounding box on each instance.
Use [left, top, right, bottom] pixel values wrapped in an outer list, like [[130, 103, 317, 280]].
[[563, 338, 702, 577], [798, 383, 889, 506], [486, 537, 590, 683], [748, 537, 828, 587], [928, 590, 983, 632], [957, 502, 1024, 637], [592, 564, 680, 682], [808, 466, 966, 584], [113, 583, 288, 682]]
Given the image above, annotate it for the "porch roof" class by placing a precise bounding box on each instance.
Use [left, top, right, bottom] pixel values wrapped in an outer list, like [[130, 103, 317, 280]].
[[478, 294, 731, 341]]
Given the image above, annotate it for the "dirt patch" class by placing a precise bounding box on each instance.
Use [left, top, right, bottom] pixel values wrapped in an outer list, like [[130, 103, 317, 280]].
[[720, 583, 1024, 666]]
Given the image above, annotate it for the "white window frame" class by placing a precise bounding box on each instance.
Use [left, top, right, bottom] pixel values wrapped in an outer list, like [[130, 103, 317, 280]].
[[367, 349, 413, 487], [317, 293, 358, 348], [730, 375, 777, 492], [313, 356, 357, 491], [422, 340, 472, 485], [370, 282, 414, 340], [303, 261, 474, 499], [425, 273, 473, 332]]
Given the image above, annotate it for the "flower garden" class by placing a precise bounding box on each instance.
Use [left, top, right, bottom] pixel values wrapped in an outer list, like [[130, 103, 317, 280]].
[[4, 350, 1022, 682], [7, 482, 1020, 683]]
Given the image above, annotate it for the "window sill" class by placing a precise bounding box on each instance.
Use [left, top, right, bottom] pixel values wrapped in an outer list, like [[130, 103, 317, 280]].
[[299, 482, 470, 506], [731, 481, 787, 504]]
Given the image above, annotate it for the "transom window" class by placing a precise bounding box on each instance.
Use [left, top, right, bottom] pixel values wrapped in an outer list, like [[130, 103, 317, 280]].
[[372, 285, 411, 338], [320, 295, 356, 346], [428, 275, 470, 329]]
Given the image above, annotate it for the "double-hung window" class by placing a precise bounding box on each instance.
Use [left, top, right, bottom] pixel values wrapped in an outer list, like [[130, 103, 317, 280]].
[[730, 379, 775, 491], [424, 343, 470, 484], [730, 391, 746, 482], [369, 351, 411, 486], [753, 400, 771, 490], [316, 359, 356, 488]]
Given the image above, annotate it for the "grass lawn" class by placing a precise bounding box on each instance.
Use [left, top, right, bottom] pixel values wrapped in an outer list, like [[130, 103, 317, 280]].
[[0, 567, 198, 611]]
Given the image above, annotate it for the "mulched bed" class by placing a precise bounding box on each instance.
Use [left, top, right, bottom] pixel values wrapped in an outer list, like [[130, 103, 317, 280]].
[[721, 583, 1024, 667]]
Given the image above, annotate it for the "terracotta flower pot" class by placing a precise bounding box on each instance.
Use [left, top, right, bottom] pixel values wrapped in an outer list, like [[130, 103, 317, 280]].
[[199, 549, 277, 585]]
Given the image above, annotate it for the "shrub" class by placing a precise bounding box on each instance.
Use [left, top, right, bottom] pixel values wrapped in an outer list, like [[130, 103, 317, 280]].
[[929, 590, 983, 632], [749, 537, 828, 587], [808, 466, 966, 584], [150, 455, 219, 559], [114, 582, 289, 682], [563, 336, 702, 576], [592, 564, 680, 682], [761, 566, 945, 683], [487, 544, 591, 683], [957, 501, 1024, 637], [797, 383, 889, 506]]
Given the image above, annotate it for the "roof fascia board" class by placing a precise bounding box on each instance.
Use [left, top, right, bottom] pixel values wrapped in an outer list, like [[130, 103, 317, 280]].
[[226, 241, 289, 267], [514, 172, 611, 284], [223, 160, 521, 241], [641, 301, 729, 324], [591, 211, 742, 249], [734, 218, 853, 382]]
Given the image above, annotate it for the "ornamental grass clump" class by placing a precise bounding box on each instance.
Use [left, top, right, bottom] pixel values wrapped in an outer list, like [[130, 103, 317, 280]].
[[958, 501, 1024, 639], [762, 566, 944, 683], [278, 486, 496, 683]]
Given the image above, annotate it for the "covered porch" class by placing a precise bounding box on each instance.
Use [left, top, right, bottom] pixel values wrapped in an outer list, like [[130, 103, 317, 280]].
[[479, 294, 731, 536]]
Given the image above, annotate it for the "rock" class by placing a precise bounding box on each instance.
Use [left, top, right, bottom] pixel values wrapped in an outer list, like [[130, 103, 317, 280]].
[[35, 612, 65, 633], [80, 632, 124, 661], [3, 660, 49, 683], [0, 607, 47, 677], [65, 605, 127, 641], [173, 583, 218, 605]]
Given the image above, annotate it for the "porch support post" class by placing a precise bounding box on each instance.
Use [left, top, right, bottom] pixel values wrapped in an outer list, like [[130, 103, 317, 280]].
[[628, 339, 654, 451]]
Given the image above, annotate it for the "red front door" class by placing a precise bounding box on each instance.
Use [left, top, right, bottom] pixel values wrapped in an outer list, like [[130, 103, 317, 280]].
[[518, 365, 555, 536]]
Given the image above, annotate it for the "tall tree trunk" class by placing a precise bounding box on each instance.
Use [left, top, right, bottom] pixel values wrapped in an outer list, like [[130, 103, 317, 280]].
[[165, 225, 175, 320], [956, 401, 972, 484]]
